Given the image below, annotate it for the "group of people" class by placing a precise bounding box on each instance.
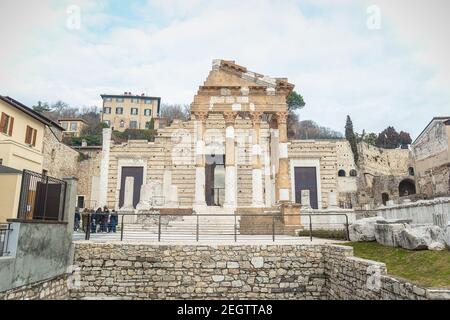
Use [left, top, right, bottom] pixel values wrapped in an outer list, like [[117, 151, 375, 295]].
[[74, 206, 119, 234]]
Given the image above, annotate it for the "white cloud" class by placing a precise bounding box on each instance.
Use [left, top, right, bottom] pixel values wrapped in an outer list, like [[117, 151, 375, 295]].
[[0, 0, 449, 138]]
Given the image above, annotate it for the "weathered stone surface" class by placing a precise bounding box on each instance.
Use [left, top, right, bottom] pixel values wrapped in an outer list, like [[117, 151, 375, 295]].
[[428, 242, 445, 251], [349, 217, 385, 242], [69, 243, 450, 301], [397, 225, 445, 251], [374, 222, 408, 247]]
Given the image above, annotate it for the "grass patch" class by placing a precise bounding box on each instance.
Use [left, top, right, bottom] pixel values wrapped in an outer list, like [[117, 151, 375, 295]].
[[340, 242, 450, 288]]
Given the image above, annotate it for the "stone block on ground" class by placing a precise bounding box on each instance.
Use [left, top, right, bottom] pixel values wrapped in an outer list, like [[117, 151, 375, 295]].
[[397, 225, 446, 251], [374, 221, 409, 247], [349, 216, 385, 242]]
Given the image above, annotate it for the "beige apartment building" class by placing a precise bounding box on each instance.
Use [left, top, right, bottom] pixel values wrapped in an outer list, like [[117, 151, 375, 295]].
[[100, 93, 161, 132], [58, 118, 87, 137], [0, 96, 69, 223]]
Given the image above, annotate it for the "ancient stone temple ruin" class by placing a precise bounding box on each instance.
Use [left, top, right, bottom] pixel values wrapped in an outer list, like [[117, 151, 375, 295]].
[[91, 60, 360, 220]]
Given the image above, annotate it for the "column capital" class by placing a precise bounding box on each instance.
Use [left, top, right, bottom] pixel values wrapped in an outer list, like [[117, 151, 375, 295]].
[[249, 112, 263, 125], [223, 111, 238, 126], [275, 111, 289, 125], [194, 112, 209, 123]]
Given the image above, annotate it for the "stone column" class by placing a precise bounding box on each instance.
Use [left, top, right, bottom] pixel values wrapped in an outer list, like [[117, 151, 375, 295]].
[[269, 116, 279, 204], [223, 111, 237, 209], [193, 112, 208, 210], [121, 176, 135, 210], [250, 112, 265, 207], [98, 128, 112, 208], [275, 111, 290, 202]]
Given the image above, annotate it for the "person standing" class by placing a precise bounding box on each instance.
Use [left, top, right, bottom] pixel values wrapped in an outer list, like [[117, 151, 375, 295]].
[[74, 207, 81, 231], [92, 207, 102, 233], [109, 210, 118, 233], [102, 206, 110, 233]]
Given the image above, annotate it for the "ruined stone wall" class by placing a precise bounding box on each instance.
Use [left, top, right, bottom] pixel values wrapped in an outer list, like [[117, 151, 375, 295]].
[[106, 113, 270, 208], [287, 140, 359, 209], [77, 148, 102, 209], [415, 164, 450, 198], [42, 126, 79, 179], [70, 243, 449, 300], [355, 142, 414, 208], [0, 274, 69, 300], [358, 142, 411, 177], [288, 140, 337, 208]]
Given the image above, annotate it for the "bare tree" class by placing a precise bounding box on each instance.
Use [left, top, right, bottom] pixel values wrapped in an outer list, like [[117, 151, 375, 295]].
[[160, 103, 190, 124]]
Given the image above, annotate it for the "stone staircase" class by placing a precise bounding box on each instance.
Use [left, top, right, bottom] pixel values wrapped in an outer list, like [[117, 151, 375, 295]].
[[123, 207, 240, 236]]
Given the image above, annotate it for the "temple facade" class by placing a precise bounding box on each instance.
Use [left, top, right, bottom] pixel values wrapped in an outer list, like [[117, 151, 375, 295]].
[[90, 60, 358, 213]]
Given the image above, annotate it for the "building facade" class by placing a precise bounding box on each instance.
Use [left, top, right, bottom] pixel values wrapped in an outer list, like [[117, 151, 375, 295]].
[[0, 96, 49, 172], [412, 117, 450, 197], [89, 60, 358, 213], [58, 118, 87, 138], [101, 93, 161, 132]]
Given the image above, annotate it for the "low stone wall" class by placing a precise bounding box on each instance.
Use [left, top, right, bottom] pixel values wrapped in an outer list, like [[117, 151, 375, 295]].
[[0, 274, 69, 300], [71, 243, 327, 299], [71, 242, 450, 300], [376, 198, 450, 224]]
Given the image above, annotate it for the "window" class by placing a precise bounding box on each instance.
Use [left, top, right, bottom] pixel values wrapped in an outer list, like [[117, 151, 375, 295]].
[[77, 195, 85, 209], [116, 107, 123, 115], [131, 98, 139, 103], [103, 107, 111, 114], [0, 112, 14, 136], [349, 169, 357, 177], [104, 97, 112, 102], [144, 109, 152, 116], [338, 170, 346, 177], [104, 120, 110, 127], [130, 121, 138, 129], [61, 122, 68, 130], [131, 108, 139, 115], [120, 120, 125, 128], [145, 99, 152, 104], [42, 169, 48, 176], [408, 167, 415, 176], [116, 98, 124, 102], [70, 122, 78, 131], [25, 126, 37, 146]]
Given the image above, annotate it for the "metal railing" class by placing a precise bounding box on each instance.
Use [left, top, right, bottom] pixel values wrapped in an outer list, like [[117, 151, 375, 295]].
[[17, 169, 67, 222], [0, 224, 12, 257], [77, 212, 350, 242]]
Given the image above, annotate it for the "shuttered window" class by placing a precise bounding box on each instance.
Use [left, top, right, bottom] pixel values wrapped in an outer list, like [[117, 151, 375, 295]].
[[25, 126, 37, 146], [0, 112, 14, 136]]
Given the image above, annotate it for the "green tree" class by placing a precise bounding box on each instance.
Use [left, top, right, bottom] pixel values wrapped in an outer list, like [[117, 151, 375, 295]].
[[32, 101, 50, 113], [286, 91, 306, 112], [345, 115, 358, 163], [399, 131, 412, 149], [377, 126, 400, 149]]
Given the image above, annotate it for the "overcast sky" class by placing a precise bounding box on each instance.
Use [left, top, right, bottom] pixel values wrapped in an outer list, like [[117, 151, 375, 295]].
[[1, 0, 449, 138]]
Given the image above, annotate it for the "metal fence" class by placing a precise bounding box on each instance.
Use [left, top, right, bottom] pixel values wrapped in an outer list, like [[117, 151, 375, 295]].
[[78, 212, 350, 242], [17, 170, 67, 221], [0, 224, 12, 257]]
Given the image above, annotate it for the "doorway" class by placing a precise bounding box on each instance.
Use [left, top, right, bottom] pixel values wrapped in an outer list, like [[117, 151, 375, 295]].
[[294, 167, 319, 209], [205, 154, 225, 206], [119, 167, 144, 209]]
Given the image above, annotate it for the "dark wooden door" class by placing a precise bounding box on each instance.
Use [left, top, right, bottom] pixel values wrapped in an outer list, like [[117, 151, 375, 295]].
[[33, 183, 62, 220], [119, 167, 144, 208], [294, 167, 318, 209]]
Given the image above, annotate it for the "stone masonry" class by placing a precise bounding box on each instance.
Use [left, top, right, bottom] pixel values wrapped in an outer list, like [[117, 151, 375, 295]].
[[0, 274, 69, 300], [70, 242, 450, 300]]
